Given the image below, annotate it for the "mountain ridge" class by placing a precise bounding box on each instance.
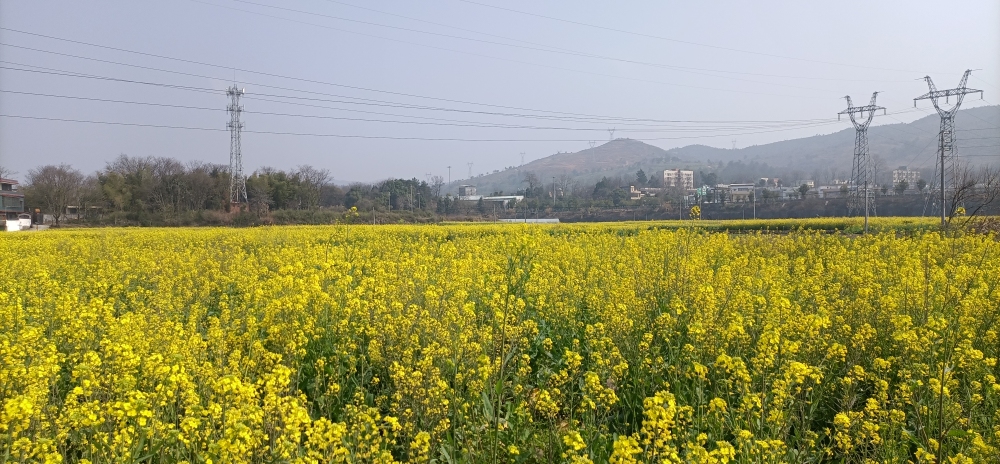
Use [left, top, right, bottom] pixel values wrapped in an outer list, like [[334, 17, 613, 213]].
[[451, 105, 999, 194]]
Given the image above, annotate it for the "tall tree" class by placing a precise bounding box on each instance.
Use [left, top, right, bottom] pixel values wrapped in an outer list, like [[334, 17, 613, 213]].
[[25, 164, 84, 225], [295, 165, 331, 210], [635, 169, 648, 185]]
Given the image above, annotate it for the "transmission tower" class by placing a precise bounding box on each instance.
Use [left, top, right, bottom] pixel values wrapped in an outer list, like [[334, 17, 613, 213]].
[[227, 85, 247, 205], [838, 92, 885, 233], [608, 128, 616, 141], [914, 70, 983, 226]]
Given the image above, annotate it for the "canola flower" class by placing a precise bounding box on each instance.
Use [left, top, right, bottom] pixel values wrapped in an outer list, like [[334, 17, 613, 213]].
[[1, 223, 998, 463]]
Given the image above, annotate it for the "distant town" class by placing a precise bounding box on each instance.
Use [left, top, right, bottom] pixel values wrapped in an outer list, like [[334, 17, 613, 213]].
[[4, 154, 996, 230]]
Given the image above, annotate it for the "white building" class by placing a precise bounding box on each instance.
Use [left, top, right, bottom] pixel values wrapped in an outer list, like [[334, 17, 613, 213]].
[[457, 185, 478, 200], [727, 183, 755, 202], [892, 166, 921, 186], [663, 169, 694, 190], [481, 195, 524, 209]]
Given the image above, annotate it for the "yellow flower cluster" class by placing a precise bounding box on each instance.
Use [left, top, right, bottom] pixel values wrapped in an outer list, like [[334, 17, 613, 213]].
[[1, 223, 999, 462]]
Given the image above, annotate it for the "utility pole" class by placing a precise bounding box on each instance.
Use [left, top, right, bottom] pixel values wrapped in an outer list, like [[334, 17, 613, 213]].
[[914, 70, 983, 227], [552, 176, 556, 207], [227, 85, 247, 205], [839, 92, 885, 233]]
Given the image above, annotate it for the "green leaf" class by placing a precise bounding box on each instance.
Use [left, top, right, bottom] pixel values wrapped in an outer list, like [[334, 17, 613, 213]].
[[947, 429, 970, 439]]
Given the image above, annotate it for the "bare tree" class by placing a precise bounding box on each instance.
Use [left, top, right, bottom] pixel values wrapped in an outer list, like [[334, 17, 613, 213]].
[[25, 164, 84, 225], [295, 165, 331, 209], [185, 161, 227, 211], [79, 175, 104, 216], [0, 165, 14, 179], [558, 174, 575, 198], [430, 175, 445, 198], [150, 157, 187, 213], [951, 163, 1000, 225]]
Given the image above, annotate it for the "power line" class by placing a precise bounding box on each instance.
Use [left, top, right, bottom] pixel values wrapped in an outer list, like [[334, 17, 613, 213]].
[[227, 85, 247, 204], [224, 0, 900, 92], [0, 58, 842, 127], [2, 88, 840, 132], [453, 0, 938, 74], [914, 70, 984, 226], [175, 2, 835, 99], [0, 113, 843, 142], [839, 92, 884, 228], [321, 0, 919, 84]]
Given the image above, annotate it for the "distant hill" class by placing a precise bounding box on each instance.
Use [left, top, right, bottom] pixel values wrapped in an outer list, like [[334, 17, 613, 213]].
[[452, 106, 999, 194]]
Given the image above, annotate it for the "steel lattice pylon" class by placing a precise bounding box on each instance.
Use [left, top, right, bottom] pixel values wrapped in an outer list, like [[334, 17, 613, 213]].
[[227, 86, 247, 205], [839, 92, 884, 233], [914, 70, 982, 226]]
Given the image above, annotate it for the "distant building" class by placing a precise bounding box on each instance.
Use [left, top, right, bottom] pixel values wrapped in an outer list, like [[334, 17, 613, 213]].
[[639, 187, 663, 197], [778, 187, 801, 199], [1, 178, 25, 219], [796, 180, 815, 189], [499, 218, 559, 223], [727, 183, 755, 202], [481, 195, 524, 209], [759, 177, 782, 188], [457, 185, 478, 200], [663, 169, 694, 190], [892, 166, 921, 186], [816, 185, 847, 198]]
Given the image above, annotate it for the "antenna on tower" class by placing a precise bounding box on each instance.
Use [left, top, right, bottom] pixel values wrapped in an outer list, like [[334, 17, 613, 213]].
[[914, 70, 983, 226], [839, 91, 885, 233], [226, 85, 247, 205]]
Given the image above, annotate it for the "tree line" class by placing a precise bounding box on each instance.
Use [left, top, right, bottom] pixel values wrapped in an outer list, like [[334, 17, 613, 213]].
[[7, 155, 996, 226]]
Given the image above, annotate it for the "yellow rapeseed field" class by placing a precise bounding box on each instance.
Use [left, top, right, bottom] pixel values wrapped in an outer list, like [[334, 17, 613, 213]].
[[1, 223, 998, 463]]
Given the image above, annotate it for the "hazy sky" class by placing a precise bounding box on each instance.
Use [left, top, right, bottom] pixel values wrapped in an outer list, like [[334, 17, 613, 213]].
[[1, 0, 998, 183]]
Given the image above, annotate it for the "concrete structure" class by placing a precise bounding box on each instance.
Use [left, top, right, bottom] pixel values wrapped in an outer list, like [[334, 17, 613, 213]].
[[663, 169, 694, 190], [1, 179, 26, 226], [727, 183, 755, 202], [892, 166, 921, 186], [481, 195, 524, 209], [499, 218, 559, 223], [778, 187, 802, 199], [639, 187, 663, 197], [457, 185, 478, 199], [816, 185, 848, 198], [795, 180, 815, 189]]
